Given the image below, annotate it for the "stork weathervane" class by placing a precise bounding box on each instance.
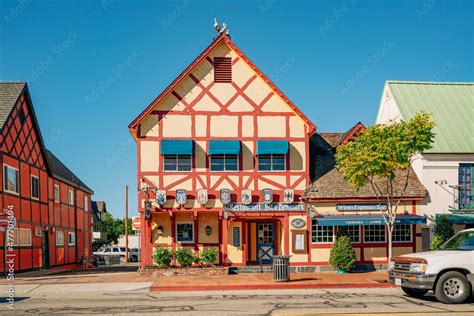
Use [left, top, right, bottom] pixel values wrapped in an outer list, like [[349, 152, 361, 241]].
[[213, 18, 230, 40]]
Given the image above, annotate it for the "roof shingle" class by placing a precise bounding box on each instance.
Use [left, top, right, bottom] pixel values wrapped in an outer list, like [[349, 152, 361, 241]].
[[0, 82, 25, 129]]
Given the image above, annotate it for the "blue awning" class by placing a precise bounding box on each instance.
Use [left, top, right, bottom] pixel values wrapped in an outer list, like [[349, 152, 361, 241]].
[[160, 140, 193, 155], [315, 215, 427, 226], [256, 140, 289, 155], [445, 214, 474, 224], [209, 140, 241, 155]]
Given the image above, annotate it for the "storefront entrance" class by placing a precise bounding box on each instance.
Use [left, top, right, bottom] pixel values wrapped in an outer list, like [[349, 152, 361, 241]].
[[257, 222, 274, 264], [42, 231, 50, 269]]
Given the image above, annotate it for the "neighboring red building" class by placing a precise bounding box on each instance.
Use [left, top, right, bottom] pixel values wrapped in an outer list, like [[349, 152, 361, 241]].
[[0, 82, 93, 273]]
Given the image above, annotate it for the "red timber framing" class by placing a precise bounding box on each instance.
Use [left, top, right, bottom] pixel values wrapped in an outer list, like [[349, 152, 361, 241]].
[[130, 34, 316, 267], [0, 83, 93, 273]]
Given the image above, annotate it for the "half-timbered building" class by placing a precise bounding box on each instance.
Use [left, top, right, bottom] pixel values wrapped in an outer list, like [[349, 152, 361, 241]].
[[0, 82, 93, 273]]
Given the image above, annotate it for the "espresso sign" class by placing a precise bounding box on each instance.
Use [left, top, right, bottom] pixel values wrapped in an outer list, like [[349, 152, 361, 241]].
[[229, 203, 304, 212], [336, 204, 387, 211]]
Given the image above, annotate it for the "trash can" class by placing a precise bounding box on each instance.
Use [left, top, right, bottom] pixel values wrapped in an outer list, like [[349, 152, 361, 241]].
[[272, 255, 290, 282]]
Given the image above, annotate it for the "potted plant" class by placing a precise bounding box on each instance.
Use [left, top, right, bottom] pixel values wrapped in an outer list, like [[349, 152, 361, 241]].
[[329, 235, 356, 273]]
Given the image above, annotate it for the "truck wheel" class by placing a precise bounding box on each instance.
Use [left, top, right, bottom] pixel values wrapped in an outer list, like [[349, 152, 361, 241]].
[[401, 287, 429, 298], [435, 271, 471, 304]]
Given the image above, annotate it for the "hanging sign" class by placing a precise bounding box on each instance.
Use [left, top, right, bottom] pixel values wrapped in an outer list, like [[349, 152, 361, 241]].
[[262, 188, 273, 204], [241, 189, 252, 205], [156, 190, 167, 205], [176, 189, 187, 205], [283, 189, 294, 204], [220, 189, 231, 205], [197, 189, 208, 205], [291, 218, 306, 228]]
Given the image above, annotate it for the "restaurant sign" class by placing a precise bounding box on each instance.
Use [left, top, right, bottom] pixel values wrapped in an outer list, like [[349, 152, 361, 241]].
[[229, 203, 304, 212], [336, 203, 387, 212]]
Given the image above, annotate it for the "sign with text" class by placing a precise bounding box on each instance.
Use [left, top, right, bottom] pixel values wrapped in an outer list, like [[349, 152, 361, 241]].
[[336, 204, 387, 212], [132, 216, 141, 231], [229, 203, 305, 212]]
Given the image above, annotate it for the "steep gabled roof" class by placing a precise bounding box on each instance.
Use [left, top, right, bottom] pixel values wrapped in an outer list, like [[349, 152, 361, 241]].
[[0, 82, 26, 129], [129, 34, 316, 134], [45, 149, 94, 194], [384, 81, 474, 153]]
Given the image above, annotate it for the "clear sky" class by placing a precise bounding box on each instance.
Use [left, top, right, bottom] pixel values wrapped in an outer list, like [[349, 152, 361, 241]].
[[1, 0, 472, 217]]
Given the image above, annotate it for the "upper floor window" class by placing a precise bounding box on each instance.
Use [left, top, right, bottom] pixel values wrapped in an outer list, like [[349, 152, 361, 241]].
[[258, 154, 285, 171], [31, 175, 40, 200], [3, 164, 19, 194], [84, 195, 89, 211], [214, 57, 232, 83], [459, 164, 473, 209], [164, 155, 191, 171], [210, 154, 238, 171], [55, 230, 64, 246], [68, 190, 74, 205], [54, 184, 60, 203]]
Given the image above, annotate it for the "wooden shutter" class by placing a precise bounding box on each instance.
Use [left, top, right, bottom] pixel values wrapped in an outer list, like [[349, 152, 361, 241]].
[[214, 57, 232, 83]]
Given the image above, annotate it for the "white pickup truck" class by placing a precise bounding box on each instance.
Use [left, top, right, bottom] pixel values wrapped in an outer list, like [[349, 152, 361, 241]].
[[389, 228, 474, 304]]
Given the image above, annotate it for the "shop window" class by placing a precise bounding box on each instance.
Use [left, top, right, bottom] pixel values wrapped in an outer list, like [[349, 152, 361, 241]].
[[3, 164, 19, 194], [164, 155, 192, 171], [459, 164, 473, 209], [210, 154, 238, 171], [214, 57, 232, 83], [176, 223, 193, 242], [31, 175, 40, 200], [337, 226, 360, 243], [311, 221, 334, 243], [68, 190, 74, 205], [56, 231, 64, 246], [392, 224, 412, 242], [54, 184, 60, 203], [258, 154, 285, 171], [14, 228, 32, 246], [68, 232, 76, 246], [364, 225, 386, 243]]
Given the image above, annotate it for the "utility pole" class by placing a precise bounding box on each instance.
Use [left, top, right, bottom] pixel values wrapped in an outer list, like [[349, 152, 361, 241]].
[[125, 185, 129, 263]]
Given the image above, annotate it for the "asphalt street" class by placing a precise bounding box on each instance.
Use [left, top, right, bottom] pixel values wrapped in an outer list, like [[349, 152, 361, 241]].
[[1, 285, 474, 315]]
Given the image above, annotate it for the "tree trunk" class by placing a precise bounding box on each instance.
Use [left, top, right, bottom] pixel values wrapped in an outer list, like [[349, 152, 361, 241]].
[[387, 226, 393, 261]]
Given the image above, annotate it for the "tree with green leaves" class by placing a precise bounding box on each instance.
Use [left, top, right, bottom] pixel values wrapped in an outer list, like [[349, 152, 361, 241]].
[[335, 112, 435, 260], [103, 213, 134, 244]]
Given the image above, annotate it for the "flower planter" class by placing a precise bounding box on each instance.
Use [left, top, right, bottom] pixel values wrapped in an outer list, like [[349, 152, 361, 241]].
[[139, 266, 229, 277]]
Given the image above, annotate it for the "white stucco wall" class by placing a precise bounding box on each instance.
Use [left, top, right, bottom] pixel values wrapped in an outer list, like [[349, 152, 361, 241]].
[[376, 83, 474, 224]]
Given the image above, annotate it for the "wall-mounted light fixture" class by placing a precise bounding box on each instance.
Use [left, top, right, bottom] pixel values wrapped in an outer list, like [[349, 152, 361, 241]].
[[157, 225, 164, 236], [205, 225, 212, 236]]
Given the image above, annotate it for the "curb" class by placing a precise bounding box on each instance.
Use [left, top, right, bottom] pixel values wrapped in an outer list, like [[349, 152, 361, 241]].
[[150, 282, 395, 292]]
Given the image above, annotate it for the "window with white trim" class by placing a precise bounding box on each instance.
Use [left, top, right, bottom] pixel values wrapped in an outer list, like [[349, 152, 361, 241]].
[[337, 226, 360, 243], [3, 164, 19, 194], [14, 228, 32, 246], [31, 175, 40, 200], [311, 220, 334, 243], [364, 225, 386, 243], [68, 190, 74, 205], [84, 195, 89, 211], [176, 223, 193, 242], [258, 154, 285, 171], [163, 155, 192, 171], [54, 184, 60, 203], [68, 232, 76, 246], [210, 154, 238, 171], [55, 231, 64, 246], [392, 224, 412, 242]]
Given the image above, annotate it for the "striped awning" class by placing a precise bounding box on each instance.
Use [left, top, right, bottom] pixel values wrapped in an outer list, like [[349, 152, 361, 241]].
[[160, 140, 193, 155], [209, 140, 241, 155], [256, 140, 289, 155]]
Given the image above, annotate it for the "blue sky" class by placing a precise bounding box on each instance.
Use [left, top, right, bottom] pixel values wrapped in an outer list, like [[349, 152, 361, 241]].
[[1, 0, 472, 217]]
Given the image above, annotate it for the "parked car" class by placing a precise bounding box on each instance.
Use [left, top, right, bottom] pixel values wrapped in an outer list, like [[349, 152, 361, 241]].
[[93, 246, 139, 262], [389, 228, 474, 304]]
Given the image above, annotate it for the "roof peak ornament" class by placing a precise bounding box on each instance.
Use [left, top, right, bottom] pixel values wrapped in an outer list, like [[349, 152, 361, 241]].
[[213, 18, 230, 40]]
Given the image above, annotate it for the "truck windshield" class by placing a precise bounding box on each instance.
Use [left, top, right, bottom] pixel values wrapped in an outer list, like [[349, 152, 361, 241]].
[[440, 231, 474, 250]]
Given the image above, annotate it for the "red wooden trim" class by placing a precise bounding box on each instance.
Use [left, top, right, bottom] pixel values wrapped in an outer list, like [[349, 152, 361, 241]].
[[338, 122, 366, 146]]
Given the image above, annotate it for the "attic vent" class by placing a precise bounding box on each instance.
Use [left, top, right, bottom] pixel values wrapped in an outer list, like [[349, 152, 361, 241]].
[[214, 57, 232, 83]]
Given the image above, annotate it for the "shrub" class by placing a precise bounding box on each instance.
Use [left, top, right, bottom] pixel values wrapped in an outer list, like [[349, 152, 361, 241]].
[[430, 216, 454, 250], [329, 235, 356, 272], [151, 247, 173, 267], [198, 248, 218, 266], [175, 248, 195, 267]]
